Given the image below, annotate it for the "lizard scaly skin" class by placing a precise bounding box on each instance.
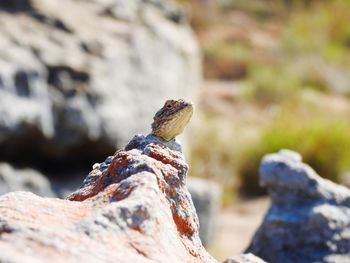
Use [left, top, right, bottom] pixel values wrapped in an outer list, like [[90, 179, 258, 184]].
[[151, 99, 194, 141]]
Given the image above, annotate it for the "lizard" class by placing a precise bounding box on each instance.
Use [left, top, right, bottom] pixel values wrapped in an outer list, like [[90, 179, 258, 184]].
[[151, 99, 194, 141]]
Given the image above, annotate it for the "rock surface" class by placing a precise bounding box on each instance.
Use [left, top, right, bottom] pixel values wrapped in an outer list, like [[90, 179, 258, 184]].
[[0, 162, 55, 197], [246, 149, 350, 263], [0, 0, 200, 166], [223, 253, 267, 263], [0, 133, 265, 263], [187, 176, 221, 246], [0, 134, 211, 262]]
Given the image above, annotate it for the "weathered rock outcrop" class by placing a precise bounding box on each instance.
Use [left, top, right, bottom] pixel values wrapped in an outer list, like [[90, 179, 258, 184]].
[[0, 0, 200, 166], [0, 134, 263, 262], [247, 150, 350, 263]]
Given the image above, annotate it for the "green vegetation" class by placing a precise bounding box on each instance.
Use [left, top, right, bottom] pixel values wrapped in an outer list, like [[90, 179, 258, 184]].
[[244, 65, 301, 105], [185, 0, 350, 200], [200, 0, 350, 96], [239, 105, 350, 194], [189, 115, 239, 187], [204, 42, 250, 79], [283, 0, 350, 65], [190, 100, 350, 198]]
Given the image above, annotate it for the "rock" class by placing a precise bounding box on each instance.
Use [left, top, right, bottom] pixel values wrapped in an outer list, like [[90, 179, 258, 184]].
[[187, 177, 221, 246], [0, 133, 265, 262], [223, 253, 267, 263], [0, 0, 200, 167], [246, 149, 350, 263], [0, 134, 215, 262], [0, 162, 55, 197]]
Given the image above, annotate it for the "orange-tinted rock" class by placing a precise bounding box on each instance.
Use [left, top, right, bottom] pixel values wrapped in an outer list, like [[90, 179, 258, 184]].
[[0, 134, 211, 262], [0, 134, 263, 263]]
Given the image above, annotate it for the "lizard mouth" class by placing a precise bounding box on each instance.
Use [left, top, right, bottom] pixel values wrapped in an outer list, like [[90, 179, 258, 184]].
[[180, 100, 193, 107], [176, 101, 194, 118]]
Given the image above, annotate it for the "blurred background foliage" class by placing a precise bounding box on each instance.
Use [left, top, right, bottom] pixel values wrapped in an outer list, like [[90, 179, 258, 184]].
[[178, 0, 350, 201]]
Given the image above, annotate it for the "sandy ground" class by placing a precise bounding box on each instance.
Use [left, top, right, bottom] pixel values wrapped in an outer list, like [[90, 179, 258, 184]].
[[208, 197, 270, 261]]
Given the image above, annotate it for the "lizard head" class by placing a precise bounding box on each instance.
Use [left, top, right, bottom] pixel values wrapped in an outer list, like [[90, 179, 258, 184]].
[[151, 99, 194, 141]]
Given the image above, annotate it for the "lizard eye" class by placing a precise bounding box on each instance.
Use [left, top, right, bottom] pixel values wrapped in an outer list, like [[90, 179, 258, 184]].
[[166, 104, 172, 108]]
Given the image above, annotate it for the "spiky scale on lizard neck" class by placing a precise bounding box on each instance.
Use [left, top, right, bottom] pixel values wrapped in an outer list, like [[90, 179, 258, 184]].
[[151, 99, 194, 141]]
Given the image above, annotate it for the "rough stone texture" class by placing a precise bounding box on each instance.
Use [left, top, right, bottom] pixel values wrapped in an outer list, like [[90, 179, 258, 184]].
[[0, 162, 55, 197], [0, 133, 264, 263], [187, 176, 221, 246], [246, 149, 350, 263], [0, 134, 209, 262], [0, 0, 200, 165]]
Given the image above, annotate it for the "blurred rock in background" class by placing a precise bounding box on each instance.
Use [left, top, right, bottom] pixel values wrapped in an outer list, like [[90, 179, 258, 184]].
[[247, 149, 350, 263], [0, 0, 200, 172], [0, 162, 55, 197], [187, 177, 222, 246]]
